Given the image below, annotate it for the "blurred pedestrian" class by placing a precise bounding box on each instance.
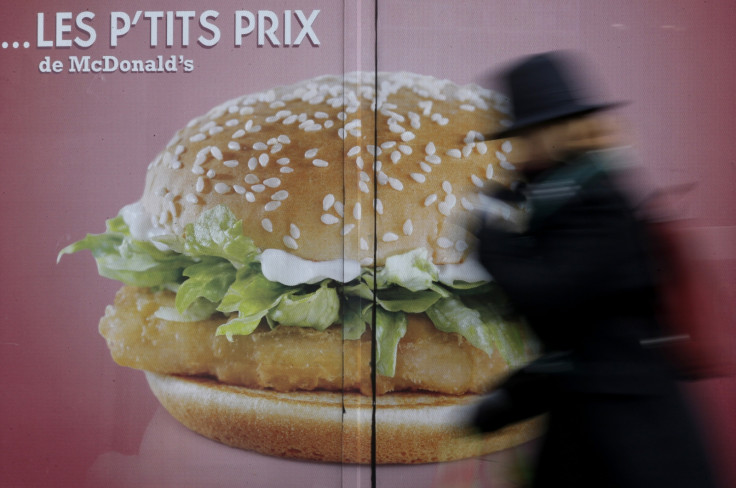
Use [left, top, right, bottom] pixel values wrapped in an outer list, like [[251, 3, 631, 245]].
[[470, 51, 718, 488]]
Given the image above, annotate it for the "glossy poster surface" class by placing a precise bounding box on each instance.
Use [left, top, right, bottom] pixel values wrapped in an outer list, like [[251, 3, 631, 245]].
[[1, 1, 735, 487]]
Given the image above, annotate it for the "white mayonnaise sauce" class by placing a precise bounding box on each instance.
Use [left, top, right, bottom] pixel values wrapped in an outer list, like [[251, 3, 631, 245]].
[[119, 201, 172, 251], [260, 249, 362, 285], [120, 201, 492, 286]]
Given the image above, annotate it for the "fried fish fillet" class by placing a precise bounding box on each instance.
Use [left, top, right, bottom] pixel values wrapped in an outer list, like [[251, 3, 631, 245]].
[[99, 286, 511, 395]]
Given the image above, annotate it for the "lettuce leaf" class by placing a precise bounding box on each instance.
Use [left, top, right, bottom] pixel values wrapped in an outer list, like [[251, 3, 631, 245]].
[[179, 206, 259, 267], [60, 204, 532, 377], [374, 307, 408, 377], [269, 281, 340, 330], [376, 248, 438, 291], [57, 216, 193, 288]]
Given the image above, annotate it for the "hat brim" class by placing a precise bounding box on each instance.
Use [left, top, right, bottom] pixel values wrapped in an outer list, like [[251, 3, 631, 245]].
[[487, 101, 627, 140]]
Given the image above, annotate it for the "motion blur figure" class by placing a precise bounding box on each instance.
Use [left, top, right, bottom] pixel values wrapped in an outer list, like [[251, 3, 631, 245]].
[[470, 52, 718, 488]]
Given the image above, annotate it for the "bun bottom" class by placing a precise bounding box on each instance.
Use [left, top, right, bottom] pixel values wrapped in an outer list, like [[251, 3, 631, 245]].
[[145, 372, 543, 464]]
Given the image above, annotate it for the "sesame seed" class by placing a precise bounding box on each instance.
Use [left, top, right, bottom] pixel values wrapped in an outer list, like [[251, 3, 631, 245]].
[[252, 184, 265, 193], [313, 159, 329, 167], [290, 224, 300, 239], [321, 214, 339, 225], [185, 193, 198, 204], [225, 119, 239, 127], [377, 172, 389, 185], [437, 237, 453, 248], [389, 123, 404, 134], [334, 201, 344, 217], [471, 174, 484, 188], [264, 177, 281, 188], [278, 135, 291, 144], [245, 120, 254, 131], [196, 177, 205, 192], [359, 171, 370, 182], [446, 149, 462, 158], [426, 155, 441, 165], [443, 181, 453, 194], [270, 190, 288, 201], [411, 173, 426, 183], [248, 124, 262, 133], [283, 235, 299, 250], [353, 203, 362, 220], [270, 143, 283, 154], [424, 194, 438, 206], [232, 129, 246, 138], [500, 160, 516, 170], [338, 128, 346, 139], [495, 151, 507, 161], [244, 174, 259, 184], [374, 199, 384, 215], [391, 151, 401, 164], [234, 185, 246, 194], [445, 194, 457, 206], [486, 164, 494, 179], [283, 115, 298, 125], [399, 144, 412, 155], [210, 147, 223, 160], [315, 111, 328, 119], [280, 167, 294, 173], [276, 158, 290, 165], [253, 142, 267, 151], [420, 162, 432, 172], [214, 183, 230, 194], [381, 141, 397, 149], [323, 194, 335, 210], [224, 160, 239, 168], [209, 126, 224, 136], [248, 157, 258, 170], [206, 169, 216, 178], [460, 104, 475, 111], [174, 145, 185, 156], [171, 160, 182, 169], [259, 154, 269, 166], [463, 145, 474, 157], [389, 178, 404, 191], [455, 240, 469, 252], [382, 233, 399, 242], [462, 197, 474, 211], [356, 156, 364, 169], [348, 146, 361, 157], [418, 100, 432, 116], [341, 224, 355, 236], [262, 218, 273, 232], [366, 145, 382, 156], [359, 181, 370, 193], [245, 192, 256, 202], [401, 131, 416, 142], [425, 142, 436, 155], [190, 133, 206, 143], [360, 238, 369, 251], [270, 101, 286, 109], [403, 219, 414, 236], [305, 148, 318, 158], [265, 201, 281, 211]]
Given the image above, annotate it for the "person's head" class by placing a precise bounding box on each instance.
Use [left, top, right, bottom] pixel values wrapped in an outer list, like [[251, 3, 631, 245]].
[[489, 51, 626, 170], [515, 112, 624, 171]]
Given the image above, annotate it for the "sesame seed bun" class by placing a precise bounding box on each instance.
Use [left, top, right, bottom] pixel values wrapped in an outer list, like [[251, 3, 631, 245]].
[[141, 72, 515, 265], [146, 372, 543, 464]]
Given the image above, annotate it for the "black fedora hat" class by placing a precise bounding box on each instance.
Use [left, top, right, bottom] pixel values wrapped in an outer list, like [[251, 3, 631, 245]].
[[490, 51, 625, 139]]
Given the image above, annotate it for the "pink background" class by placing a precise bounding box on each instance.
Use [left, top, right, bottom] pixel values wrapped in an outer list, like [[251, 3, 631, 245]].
[[1, 1, 735, 487]]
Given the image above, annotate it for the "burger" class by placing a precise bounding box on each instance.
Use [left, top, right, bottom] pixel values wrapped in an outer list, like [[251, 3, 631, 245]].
[[59, 72, 541, 464]]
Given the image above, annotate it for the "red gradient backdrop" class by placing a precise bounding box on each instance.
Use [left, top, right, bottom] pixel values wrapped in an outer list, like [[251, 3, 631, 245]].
[[1, 1, 734, 487]]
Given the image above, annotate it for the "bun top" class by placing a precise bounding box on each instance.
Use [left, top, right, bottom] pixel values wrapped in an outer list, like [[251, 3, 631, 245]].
[[142, 72, 515, 265]]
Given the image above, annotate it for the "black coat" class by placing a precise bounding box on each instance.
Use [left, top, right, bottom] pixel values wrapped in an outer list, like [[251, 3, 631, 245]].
[[476, 153, 717, 488]]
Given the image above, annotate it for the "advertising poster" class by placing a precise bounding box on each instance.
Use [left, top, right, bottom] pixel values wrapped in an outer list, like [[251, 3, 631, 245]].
[[2, 1, 735, 487]]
